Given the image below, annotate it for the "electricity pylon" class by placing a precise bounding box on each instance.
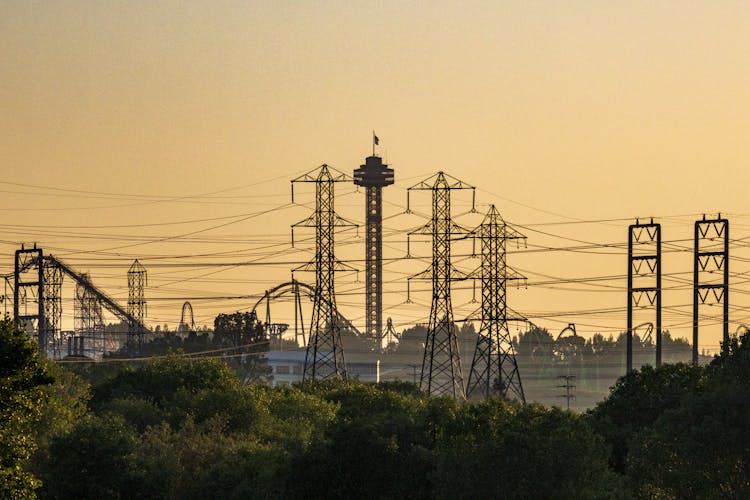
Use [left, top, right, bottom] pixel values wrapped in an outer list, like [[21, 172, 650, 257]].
[[292, 165, 356, 381], [407, 172, 475, 400], [693, 214, 729, 364], [627, 219, 661, 372], [466, 205, 526, 402]]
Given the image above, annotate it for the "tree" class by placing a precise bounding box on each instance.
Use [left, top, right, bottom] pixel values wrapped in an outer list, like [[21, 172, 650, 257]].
[[0, 318, 53, 497], [91, 355, 241, 415], [213, 311, 271, 383], [37, 415, 138, 499], [394, 324, 428, 353], [213, 311, 265, 348], [288, 381, 439, 499], [626, 331, 750, 498], [30, 361, 90, 472], [434, 399, 624, 499], [516, 326, 554, 359], [587, 362, 703, 473]]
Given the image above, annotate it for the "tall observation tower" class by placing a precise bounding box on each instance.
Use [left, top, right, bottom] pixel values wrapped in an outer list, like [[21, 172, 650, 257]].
[[354, 149, 394, 346]]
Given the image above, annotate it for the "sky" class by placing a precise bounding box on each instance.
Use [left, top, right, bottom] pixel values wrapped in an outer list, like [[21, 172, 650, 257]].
[[2, 1, 749, 354]]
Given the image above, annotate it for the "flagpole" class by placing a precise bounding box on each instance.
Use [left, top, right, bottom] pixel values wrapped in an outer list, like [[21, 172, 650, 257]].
[[372, 130, 375, 156]]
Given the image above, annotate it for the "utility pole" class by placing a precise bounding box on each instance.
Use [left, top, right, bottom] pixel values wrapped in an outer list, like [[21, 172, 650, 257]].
[[408, 363, 419, 385], [693, 214, 729, 364], [407, 172, 475, 400], [557, 375, 576, 411], [354, 153, 394, 349], [292, 165, 356, 381], [627, 219, 661, 372], [466, 205, 526, 402]]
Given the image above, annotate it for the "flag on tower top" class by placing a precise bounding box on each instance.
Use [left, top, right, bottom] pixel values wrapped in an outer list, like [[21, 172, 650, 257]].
[[373, 132, 379, 146]]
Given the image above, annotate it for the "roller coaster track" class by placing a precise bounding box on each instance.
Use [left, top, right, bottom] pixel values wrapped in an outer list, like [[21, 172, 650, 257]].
[[251, 280, 362, 337], [44, 255, 149, 333]]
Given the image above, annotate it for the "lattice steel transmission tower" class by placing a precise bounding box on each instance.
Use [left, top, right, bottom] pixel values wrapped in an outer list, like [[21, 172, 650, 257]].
[[466, 205, 526, 402], [627, 219, 661, 372], [127, 259, 147, 348], [693, 214, 729, 364], [353, 154, 394, 348], [292, 165, 356, 381], [407, 172, 475, 399]]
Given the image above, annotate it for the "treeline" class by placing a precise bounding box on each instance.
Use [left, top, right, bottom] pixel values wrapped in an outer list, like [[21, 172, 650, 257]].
[[2, 317, 750, 498], [105, 311, 279, 384], [385, 325, 696, 407], [123, 317, 697, 409]]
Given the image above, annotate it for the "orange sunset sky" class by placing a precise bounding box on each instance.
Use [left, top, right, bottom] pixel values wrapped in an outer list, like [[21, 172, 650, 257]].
[[2, 2, 749, 352]]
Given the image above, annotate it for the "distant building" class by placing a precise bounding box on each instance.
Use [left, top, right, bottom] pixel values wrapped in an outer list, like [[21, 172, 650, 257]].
[[264, 350, 381, 386], [265, 350, 305, 386]]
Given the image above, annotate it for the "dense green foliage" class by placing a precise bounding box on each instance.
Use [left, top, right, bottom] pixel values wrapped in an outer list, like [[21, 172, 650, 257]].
[[0, 319, 53, 497], [5, 321, 750, 498], [109, 311, 274, 384], [29, 356, 622, 499], [589, 331, 750, 498]]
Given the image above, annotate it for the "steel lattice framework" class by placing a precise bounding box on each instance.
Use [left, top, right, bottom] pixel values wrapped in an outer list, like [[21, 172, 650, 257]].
[[43, 261, 63, 358], [693, 215, 729, 364], [627, 219, 662, 372], [292, 165, 356, 381], [74, 273, 105, 357], [13, 247, 64, 356], [466, 205, 526, 402], [13, 246, 149, 358], [127, 259, 147, 348], [407, 172, 475, 399], [353, 155, 394, 349], [14, 246, 45, 351]]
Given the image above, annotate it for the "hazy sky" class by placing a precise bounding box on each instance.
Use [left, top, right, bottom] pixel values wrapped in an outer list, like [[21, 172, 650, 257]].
[[2, 2, 749, 352]]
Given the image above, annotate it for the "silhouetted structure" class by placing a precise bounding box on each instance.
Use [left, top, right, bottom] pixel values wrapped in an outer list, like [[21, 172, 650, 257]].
[[251, 280, 363, 349], [14, 246, 147, 358], [407, 172, 475, 399], [13, 246, 63, 356], [127, 259, 147, 348], [292, 165, 356, 381], [693, 214, 729, 364], [353, 154, 394, 347], [74, 273, 105, 357], [556, 375, 576, 410], [627, 219, 661, 372], [14, 245, 45, 350], [382, 317, 399, 348], [466, 205, 526, 402], [179, 301, 195, 332], [42, 259, 63, 357]]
